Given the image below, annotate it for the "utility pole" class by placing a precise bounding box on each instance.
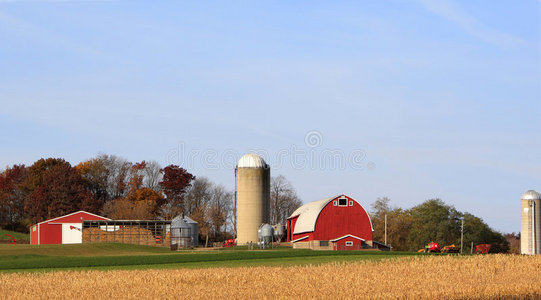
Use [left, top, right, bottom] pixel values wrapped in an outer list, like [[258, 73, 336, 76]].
[[384, 214, 387, 245], [460, 218, 464, 254]]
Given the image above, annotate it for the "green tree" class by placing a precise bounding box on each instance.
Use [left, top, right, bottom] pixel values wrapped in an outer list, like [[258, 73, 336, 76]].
[[370, 197, 413, 251], [462, 213, 509, 253], [406, 199, 462, 251]]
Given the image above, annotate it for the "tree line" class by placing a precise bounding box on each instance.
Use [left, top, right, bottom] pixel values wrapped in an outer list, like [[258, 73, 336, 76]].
[[1, 155, 512, 251], [0, 154, 302, 245], [370, 197, 510, 253]]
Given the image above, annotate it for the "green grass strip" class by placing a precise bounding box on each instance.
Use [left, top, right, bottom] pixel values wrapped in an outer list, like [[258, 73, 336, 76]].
[[0, 249, 419, 271]]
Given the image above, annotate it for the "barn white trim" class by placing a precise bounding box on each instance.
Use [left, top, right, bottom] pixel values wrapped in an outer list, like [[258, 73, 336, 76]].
[[291, 236, 309, 243], [330, 234, 365, 242]]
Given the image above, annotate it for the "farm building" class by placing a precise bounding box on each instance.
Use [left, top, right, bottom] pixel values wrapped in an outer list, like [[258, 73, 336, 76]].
[[286, 195, 383, 250], [82, 219, 172, 246], [30, 211, 110, 245]]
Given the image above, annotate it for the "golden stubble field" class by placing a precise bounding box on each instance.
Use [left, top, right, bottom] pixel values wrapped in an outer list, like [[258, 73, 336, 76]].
[[1, 254, 540, 299]]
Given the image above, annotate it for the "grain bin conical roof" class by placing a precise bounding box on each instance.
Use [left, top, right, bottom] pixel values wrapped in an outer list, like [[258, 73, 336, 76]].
[[171, 215, 190, 229]]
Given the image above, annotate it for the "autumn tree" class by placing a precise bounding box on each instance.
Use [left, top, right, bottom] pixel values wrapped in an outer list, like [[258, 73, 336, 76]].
[[370, 197, 413, 251], [101, 197, 155, 219], [159, 165, 194, 219], [76, 158, 110, 204], [0, 165, 28, 230], [270, 175, 302, 225], [505, 232, 520, 254], [22, 158, 99, 223], [101, 161, 166, 220]]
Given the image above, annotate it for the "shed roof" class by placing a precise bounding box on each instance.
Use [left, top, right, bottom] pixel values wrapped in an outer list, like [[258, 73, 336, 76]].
[[35, 211, 110, 225], [288, 195, 373, 234]]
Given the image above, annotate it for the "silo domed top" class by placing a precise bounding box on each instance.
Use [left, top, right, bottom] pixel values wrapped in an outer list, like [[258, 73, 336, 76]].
[[237, 153, 268, 168], [522, 190, 541, 200]]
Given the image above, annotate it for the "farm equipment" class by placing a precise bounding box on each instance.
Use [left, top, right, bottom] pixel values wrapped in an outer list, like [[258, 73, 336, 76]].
[[420, 242, 459, 253], [424, 242, 441, 253], [4, 234, 15, 244], [222, 239, 236, 247], [474, 244, 491, 254], [441, 244, 460, 253]]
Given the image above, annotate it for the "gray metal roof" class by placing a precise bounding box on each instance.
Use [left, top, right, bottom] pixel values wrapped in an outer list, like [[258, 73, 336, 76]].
[[522, 190, 541, 200], [171, 215, 190, 229], [183, 216, 198, 224]]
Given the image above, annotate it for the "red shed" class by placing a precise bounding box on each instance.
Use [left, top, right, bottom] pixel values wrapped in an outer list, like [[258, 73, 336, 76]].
[[30, 211, 109, 245], [286, 195, 374, 250]]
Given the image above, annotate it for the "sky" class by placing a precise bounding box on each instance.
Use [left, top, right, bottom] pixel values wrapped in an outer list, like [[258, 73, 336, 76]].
[[0, 0, 539, 233]]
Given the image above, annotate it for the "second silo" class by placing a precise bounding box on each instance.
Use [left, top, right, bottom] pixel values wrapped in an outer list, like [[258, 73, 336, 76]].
[[236, 153, 270, 244], [521, 190, 541, 255]]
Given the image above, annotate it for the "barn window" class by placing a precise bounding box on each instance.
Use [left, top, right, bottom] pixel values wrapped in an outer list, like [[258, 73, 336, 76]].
[[349, 201, 353, 206], [333, 201, 337, 206], [345, 241, 353, 246], [338, 198, 347, 206], [320, 241, 329, 247]]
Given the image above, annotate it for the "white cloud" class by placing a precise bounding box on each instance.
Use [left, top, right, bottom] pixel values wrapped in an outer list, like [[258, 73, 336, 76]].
[[418, 0, 526, 48]]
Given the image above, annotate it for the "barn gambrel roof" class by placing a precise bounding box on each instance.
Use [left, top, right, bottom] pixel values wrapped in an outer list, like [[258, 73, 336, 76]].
[[287, 194, 374, 235]]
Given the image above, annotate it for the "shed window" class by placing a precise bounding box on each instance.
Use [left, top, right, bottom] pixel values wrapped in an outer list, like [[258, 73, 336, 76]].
[[345, 241, 353, 246], [320, 241, 329, 247], [338, 198, 347, 206], [349, 201, 353, 206], [333, 201, 337, 206]]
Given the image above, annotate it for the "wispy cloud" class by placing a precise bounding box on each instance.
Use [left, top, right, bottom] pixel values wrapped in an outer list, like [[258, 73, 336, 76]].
[[0, 10, 101, 57], [418, 0, 526, 48]]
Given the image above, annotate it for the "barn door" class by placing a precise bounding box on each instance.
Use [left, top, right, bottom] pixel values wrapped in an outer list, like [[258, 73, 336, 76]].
[[62, 223, 83, 244]]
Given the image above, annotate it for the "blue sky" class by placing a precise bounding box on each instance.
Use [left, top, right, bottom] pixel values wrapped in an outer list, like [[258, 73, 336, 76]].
[[0, 0, 539, 233]]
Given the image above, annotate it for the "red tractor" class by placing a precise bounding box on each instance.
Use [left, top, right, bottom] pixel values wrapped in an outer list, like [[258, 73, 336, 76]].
[[222, 239, 236, 247], [424, 242, 441, 253]]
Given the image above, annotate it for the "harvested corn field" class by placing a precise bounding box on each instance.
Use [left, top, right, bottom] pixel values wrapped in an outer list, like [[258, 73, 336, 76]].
[[2, 254, 540, 299]]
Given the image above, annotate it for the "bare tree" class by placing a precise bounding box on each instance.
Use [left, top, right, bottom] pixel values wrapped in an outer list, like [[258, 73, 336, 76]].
[[183, 177, 234, 245], [209, 184, 233, 239], [270, 175, 302, 225], [96, 154, 132, 200], [143, 160, 162, 192], [183, 177, 213, 217]]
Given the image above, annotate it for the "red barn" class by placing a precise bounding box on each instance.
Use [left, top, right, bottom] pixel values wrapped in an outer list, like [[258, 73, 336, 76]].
[[286, 195, 375, 250], [30, 211, 109, 245]]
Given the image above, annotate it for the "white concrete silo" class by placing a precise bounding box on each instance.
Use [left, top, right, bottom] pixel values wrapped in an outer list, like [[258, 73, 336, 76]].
[[521, 190, 541, 255], [235, 153, 270, 245]]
